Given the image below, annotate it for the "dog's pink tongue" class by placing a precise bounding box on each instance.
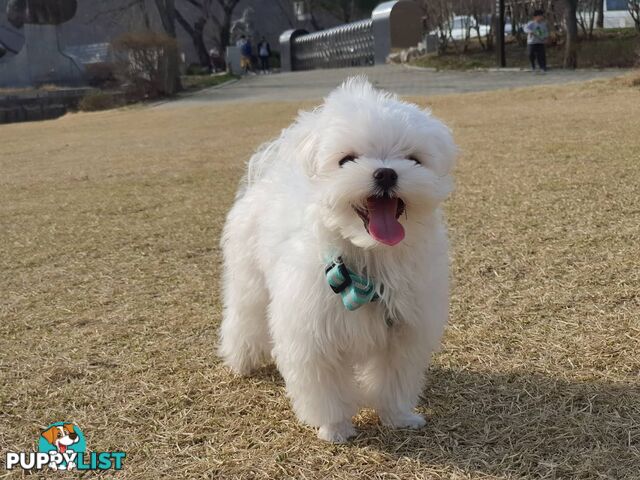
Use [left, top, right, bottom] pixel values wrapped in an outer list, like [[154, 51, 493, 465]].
[[59, 444, 67, 454], [367, 196, 405, 246]]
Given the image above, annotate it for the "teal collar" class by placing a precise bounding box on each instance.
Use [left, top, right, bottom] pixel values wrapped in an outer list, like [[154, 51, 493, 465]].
[[325, 257, 380, 311]]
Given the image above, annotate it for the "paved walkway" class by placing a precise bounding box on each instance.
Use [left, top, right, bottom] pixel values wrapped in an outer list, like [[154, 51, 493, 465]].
[[161, 64, 628, 107]]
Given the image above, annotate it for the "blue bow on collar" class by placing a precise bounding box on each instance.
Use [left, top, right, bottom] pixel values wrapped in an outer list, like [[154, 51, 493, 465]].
[[325, 257, 380, 311]]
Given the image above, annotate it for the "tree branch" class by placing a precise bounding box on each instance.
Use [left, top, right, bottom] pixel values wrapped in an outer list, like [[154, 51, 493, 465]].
[[0, 38, 18, 54], [183, 0, 205, 10], [215, 0, 241, 14], [87, 0, 145, 24], [275, 0, 295, 28], [174, 7, 196, 36]]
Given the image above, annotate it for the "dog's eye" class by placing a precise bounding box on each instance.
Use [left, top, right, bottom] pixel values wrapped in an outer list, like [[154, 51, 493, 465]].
[[408, 155, 421, 165], [57, 432, 62, 438], [338, 155, 357, 167]]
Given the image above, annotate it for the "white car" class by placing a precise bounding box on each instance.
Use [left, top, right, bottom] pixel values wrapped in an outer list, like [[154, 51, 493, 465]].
[[430, 16, 513, 40]]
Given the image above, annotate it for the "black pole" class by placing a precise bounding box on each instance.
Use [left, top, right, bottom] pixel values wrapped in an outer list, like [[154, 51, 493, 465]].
[[496, 0, 506, 67]]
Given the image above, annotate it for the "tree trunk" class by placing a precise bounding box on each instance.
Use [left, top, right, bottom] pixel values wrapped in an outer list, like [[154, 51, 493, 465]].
[[596, 0, 604, 28], [486, 13, 495, 51], [309, 11, 323, 31], [0, 39, 18, 54], [340, 0, 353, 23], [175, 11, 211, 69], [153, 0, 181, 93], [588, 1, 595, 36], [219, 8, 232, 50], [192, 17, 210, 69], [564, 0, 579, 69], [154, 0, 176, 37]]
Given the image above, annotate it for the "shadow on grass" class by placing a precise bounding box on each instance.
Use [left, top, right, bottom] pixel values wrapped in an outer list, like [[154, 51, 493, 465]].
[[246, 362, 639, 477], [358, 366, 640, 478]]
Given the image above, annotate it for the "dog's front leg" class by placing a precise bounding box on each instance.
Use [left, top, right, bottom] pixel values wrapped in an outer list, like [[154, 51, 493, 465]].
[[358, 324, 431, 429], [270, 298, 358, 442]]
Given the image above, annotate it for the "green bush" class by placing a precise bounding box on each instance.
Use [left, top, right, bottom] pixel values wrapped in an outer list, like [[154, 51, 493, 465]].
[[78, 91, 125, 112]]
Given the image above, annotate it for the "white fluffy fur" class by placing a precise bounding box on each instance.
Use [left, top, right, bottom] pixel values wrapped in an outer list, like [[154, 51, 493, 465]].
[[219, 77, 457, 442]]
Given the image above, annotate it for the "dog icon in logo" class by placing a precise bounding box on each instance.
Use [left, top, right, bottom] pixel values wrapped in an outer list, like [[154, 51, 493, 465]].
[[39, 422, 85, 470]]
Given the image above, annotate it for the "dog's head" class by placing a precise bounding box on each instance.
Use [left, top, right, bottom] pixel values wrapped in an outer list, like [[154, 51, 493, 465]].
[[296, 77, 456, 249], [41, 424, 79, 453]]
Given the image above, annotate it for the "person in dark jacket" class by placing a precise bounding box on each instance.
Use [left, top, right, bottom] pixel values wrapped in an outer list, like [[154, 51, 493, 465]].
[[257, 37, 271, 74]]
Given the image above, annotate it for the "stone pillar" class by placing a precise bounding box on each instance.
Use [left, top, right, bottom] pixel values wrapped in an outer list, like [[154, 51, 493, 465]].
[[372, 0, 422, 65], [279, 29, 308, 72]]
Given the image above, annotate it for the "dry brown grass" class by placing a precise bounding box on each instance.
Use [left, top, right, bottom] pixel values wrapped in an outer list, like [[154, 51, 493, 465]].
[[1, 75, 639, 479]]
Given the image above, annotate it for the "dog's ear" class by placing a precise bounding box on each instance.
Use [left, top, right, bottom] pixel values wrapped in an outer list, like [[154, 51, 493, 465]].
[[290, 110, 320, 178], [41, 426, 58, 445], [422, 113, 457, 177], [63, 423, 76, 435]]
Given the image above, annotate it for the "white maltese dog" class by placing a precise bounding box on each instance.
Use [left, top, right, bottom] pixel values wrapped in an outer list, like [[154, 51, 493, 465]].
[[219, 77, 456, 442]]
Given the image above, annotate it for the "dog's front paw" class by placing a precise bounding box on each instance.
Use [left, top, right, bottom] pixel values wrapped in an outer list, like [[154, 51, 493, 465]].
[[318, 420, 356, 443], [380, 411, 427, 429]]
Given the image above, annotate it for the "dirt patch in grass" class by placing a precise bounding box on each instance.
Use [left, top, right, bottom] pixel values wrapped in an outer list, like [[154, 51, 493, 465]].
[[1, 76, 639, 479]]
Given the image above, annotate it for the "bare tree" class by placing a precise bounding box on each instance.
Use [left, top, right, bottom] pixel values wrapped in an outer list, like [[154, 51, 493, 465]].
[[316, 0, 378, 22], [629, 0, 640, 30], [596, 0, 604, 28], [316, 0, 356, 22], [293, 0, 378, 29], [93, 0, 242, 71], [160, 0, 243, 70], [175, 11, 210, 68], [208, 0, 241, 49], [0, 25, 21, 54], [577, 0, 597, 38], [154, 0, 177, 34], [422, 0, 455, 53], [153, 0, 181, 92], [93, 0, 181, 92], [275, 0, 296, 28], [564, 0, 579, 68]]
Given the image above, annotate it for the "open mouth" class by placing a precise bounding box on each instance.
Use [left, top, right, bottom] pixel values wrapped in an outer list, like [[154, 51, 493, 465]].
[[353, 195, 406, 246]]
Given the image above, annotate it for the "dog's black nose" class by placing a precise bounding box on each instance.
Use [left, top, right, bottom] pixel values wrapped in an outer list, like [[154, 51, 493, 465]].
[[69, 433, 77, 440], [373, 168, 398, 190]]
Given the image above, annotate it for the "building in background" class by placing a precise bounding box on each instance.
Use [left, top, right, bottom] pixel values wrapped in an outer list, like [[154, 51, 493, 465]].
[[0, 0, 354, 67], [603, 0, 635, 28]]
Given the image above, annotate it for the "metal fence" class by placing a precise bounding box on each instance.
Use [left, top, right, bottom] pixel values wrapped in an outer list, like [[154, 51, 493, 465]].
[[291, 19, 374, 71], [280, 0, 422, 72]]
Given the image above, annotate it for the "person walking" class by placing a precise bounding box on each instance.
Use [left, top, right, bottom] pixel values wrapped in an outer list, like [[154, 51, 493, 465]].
[[237, 35, 253, 74], [525, 9, 549, 73], [257, 37, 271, 74]]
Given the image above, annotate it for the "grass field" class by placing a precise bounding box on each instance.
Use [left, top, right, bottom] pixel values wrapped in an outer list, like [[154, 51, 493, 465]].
[[1, 74, 640, 479]]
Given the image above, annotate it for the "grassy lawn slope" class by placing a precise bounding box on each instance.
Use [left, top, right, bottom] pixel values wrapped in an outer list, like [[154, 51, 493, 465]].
[[1, 74, 639, 479]]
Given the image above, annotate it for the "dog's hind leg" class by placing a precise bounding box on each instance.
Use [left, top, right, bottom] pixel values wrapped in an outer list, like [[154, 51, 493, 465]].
[[218, 221, 271, 376], [219, 265, 271, 375]]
